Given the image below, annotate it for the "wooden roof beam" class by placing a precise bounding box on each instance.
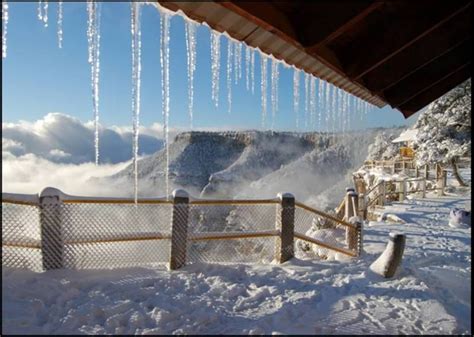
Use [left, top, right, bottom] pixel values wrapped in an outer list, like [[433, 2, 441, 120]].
[[304, 1, 384, 52], [362, 8, 471, 93], [397, 64, 471, 118], [218, 2, 299, 47], [385, 39, 471, 108], [345, 1, 471, 80]]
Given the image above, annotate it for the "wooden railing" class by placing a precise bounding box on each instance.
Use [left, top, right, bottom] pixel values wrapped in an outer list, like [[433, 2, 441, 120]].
[[2, 188, 363, 272]]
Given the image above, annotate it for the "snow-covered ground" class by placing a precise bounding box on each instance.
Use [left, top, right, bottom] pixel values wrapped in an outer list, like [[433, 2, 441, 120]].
[[2, 179, 470, 334]]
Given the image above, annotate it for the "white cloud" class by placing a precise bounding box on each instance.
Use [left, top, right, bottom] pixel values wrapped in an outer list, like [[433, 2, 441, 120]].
[[2, 153, 132, 196], [2, 113, 163, 164]]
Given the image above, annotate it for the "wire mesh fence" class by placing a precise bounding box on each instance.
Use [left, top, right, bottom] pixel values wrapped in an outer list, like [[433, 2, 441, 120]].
[[186, 203, 278, 264], [294, 204, 359, 259], [60, 202, 173, 269], [2, 192, 362, 273], [2, 201, 43, 272]]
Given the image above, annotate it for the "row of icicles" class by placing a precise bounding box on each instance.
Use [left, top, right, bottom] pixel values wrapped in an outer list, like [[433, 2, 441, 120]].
[[3, 1, 375, 203]]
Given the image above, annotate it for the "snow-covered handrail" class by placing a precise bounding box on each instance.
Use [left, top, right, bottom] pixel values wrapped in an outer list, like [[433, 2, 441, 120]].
[[295, 201, 357, 229], [2, 192, 39, 206]]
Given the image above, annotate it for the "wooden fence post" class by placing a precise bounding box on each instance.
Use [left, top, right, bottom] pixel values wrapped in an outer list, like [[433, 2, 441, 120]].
[[356, 221, 363, 256], [398, 179, 406, 202], [377, 182, 385, 206], [370, 233, 406, 278], [39, 187, 64, 270], [169, 189, 189, 270], [421, 178, 426, 198], [358, 193, 367, 220], [275, 192, 295, 264], [437, 170, 447, 196], [425, 164, 429, 179], [415, 166, 419, 178], [345, 192, 359, 250]]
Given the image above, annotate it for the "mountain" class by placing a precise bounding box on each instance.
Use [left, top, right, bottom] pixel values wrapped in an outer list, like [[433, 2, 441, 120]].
[[97, 128, 401, 209]]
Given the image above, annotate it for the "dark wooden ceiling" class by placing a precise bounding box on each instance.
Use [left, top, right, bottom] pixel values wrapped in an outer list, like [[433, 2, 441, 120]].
[[224, 0, 472, 118], [158, 1, 471, 118]]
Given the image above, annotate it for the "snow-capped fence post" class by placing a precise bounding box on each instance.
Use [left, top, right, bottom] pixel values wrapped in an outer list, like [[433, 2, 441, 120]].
[[346, 192, 359, 251], [169, 189, 189, 270], [39, 187, 64, 270], [344, 188, 355, 220], [370, 233, 406, 278], [275, 192, 295, 263]]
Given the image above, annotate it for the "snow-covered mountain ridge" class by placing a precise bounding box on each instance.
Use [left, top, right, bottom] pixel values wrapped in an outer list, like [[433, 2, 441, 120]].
[[99, 128, 404, 209]]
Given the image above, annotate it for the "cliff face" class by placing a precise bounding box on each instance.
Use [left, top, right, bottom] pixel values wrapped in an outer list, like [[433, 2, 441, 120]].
[[100, 129, 396, 208]]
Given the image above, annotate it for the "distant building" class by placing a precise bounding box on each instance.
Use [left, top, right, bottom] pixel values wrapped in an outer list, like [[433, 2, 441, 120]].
[[392, 129, 418, 159]]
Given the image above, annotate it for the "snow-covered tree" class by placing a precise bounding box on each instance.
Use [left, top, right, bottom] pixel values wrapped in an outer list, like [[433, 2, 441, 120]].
[[412, 79, 471, 186], [366, 129, 403, 161]]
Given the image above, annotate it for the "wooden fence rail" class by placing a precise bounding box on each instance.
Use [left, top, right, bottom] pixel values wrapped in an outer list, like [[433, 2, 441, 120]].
[[2, 188, 363, 272]]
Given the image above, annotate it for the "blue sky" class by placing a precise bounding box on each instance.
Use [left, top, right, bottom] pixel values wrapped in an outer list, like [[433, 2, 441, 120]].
[[2, 2, 419, 131]]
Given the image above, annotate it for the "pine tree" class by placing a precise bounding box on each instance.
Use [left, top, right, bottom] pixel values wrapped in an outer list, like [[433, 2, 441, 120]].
[[412, 79, 471, 186]]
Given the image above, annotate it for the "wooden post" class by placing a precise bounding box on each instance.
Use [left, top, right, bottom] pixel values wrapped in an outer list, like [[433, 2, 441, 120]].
[[276, 192, 295, 263], [421, 178, 426, 198], [39, 187, 64, 270], [169, 189, 189, 270], [344, 191, 353, 220], [425, 164, 429, 179], [377, 182, 385, 206], [415, 166, 419, 178], [345, 192, 358, 250], [438, 170, 447, 196], [370, 233, 406, 278], [358, 193, 367, 220], [398, 179, 406, 202], [356, 221, 363, 256]]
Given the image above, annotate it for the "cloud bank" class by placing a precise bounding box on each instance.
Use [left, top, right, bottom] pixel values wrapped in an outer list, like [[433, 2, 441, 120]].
[[2, 113, 163, 164]]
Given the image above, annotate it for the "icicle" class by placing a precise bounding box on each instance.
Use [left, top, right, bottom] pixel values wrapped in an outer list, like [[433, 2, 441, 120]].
[[325, 82, 330, 134], [251, 49, 255, 94], [270, 58, 279, 130], [131, 2, 142, 203], [38, 1, 43, 22], [38, 0, 48, 27], [337, 88, 341, 134], [318, 78, 323, 132], [310, 76, 316, 129], [245, 46, 250, 91], [331, 85, 337, 137], [160, 11, 171, 199], [260, 55, 268, 128], [87, 1, 101, 166], [233, 41, 238, 85], [238, 43, 242, 80], [226, 38, 233, 114], [210, 30, 221, 108], [293, 68, 300, 129], [57, 1, 63, 48], [304, 73, 309, 129], [2, 1, 8, 59], [185, 20, 197, 127], [344, 93, 348, 135]]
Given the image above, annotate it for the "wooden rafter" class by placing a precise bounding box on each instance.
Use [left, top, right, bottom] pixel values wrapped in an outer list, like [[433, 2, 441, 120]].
[[385, 39, 471, 107], [345, 1, 471, 80], [398, 64, 471, 118]]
